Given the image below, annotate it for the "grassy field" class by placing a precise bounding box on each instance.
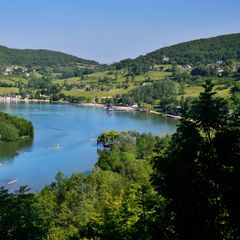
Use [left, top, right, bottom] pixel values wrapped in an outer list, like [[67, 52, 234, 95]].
[[0, 87, 19, 94], [62, 88, 132, 99], [54, 71, 171, 85], [215, 88, 230, 98], [0, 70, 232, 101], [0, 76, 28, 85], [146, 71, 172, 80], [183, 85, 231, 98], [63, 82, 231, 101], [0, 78, 15, 85]]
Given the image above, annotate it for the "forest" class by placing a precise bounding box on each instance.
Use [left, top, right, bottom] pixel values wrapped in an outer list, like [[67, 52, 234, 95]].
[[115, 33, 240, 72], [113, 80, 178, 112], [0, 80, 240, 240], [0, 45, 98, 67]]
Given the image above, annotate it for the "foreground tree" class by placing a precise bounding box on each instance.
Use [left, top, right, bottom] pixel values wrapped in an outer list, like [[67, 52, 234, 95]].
[[151, 80, 240, 239], [0, 186, 46, 240]]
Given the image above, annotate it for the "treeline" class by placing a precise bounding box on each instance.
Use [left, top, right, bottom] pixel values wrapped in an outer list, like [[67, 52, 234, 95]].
[[0, 80, 240, 239], [115, 59, 151, 75], [59, 67, 94, 79], [0, 112, 33, 142], [115, 33, 240, 71], [18, 76, 92, 103], [0, 45, 98, 67], [114, 80, 178, 112]]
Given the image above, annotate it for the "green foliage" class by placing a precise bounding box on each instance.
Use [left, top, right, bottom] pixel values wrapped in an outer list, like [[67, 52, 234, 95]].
[[97, 130, 122, 146], [189, 80, 229, 133], [0, 112, 33, 142], [118, 80, 177, 112], [0, 186, 47, 240], [151, 80, 240, 239], [96, 131, 166, 186], [191, 65, 216, 77], [116, 33, 240, 67], [28, 77, 52, 89], [16, 131, 164, 238], [230, 82, 240, 108], [0, 122, 19, 142], [0, 45, 98, 67]]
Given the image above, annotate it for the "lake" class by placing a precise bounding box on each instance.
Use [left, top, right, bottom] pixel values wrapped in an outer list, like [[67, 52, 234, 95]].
[[0, 102, 178, 191]]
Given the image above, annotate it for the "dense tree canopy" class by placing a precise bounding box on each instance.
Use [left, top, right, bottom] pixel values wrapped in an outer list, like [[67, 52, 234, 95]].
[[117, 80, 177, 112], [115, 33, 240, 70], [151, 80, 240, 239], [0, 45, 98, 67], [0, 112, 33, 142]]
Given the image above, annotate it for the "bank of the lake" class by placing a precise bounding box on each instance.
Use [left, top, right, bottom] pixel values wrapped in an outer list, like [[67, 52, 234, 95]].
[[80, 102, 182, 119], [0, 102, 178, 191], [3, 97, 182, 120]]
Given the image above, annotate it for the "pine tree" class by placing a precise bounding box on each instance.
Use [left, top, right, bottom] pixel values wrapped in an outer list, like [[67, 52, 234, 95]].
[[151, 80, 240, 239]]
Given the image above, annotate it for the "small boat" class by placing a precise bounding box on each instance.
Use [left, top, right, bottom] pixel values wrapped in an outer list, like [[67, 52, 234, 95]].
[[7, 179, 18, 185], [48, 144, 61, 150]]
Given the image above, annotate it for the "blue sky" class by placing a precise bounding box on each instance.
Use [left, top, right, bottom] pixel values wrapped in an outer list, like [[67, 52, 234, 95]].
[[0, 0, 240, 63]]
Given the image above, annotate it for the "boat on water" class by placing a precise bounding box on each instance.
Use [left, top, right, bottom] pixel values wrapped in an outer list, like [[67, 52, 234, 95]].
[[48, 144, 61, 150], [8, 179, 18, 185]]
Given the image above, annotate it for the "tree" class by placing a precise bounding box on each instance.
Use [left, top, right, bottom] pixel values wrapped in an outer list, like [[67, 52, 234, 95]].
[[213, 109, 240, 238], [188, 80, 228, 137], [230, 83, 240, 108], [115, 72, 118, 81], [191, 65, 211, 77], [120, 80, 177, 112], [151, 80, 239, 239], [0, 186, 47, 240]]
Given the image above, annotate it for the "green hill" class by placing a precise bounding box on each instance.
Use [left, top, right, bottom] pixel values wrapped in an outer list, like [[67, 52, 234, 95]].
[[115, 33, 240, 68], [0, 45, 98, 67]]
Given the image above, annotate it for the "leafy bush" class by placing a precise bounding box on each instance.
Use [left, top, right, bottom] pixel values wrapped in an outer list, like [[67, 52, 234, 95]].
[[0, 112, 34, 142], [0, 122, 19, 142]]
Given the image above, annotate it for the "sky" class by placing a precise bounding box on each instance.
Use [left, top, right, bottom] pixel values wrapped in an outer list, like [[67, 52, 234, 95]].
[[0, 0, 240, 63]]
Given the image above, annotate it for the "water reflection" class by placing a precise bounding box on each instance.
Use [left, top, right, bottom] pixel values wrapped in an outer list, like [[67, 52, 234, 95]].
[[0, 138, 33, 164], [114, 110, 178, 123]]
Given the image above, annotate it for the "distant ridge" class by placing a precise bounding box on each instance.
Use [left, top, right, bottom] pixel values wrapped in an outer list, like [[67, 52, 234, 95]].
[[0, 45, 98, 67], [115, 33, 240, 68], [1, 33, 239, 68]]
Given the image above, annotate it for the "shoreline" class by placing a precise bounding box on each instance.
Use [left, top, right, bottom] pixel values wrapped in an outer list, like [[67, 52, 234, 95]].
[[79, 102, 181, 120], [80, 102, 105, 108], [148, 110, 182, 120], [0, 98, 50, 103], [0, 99, 181, 120]]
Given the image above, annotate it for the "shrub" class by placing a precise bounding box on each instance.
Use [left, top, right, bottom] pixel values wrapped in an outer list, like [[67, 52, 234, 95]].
[[0, 122, 19, 142]]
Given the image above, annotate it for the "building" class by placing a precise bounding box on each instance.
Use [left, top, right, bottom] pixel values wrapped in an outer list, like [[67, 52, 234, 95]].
[[0, 95, 11, 102], [4, 66, 14, 76], [162, 56, 170, 62], [180, 64, 192, 70]]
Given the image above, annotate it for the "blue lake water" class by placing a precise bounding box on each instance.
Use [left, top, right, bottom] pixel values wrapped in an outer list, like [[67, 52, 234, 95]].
[[0, 102, 178, 191]]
